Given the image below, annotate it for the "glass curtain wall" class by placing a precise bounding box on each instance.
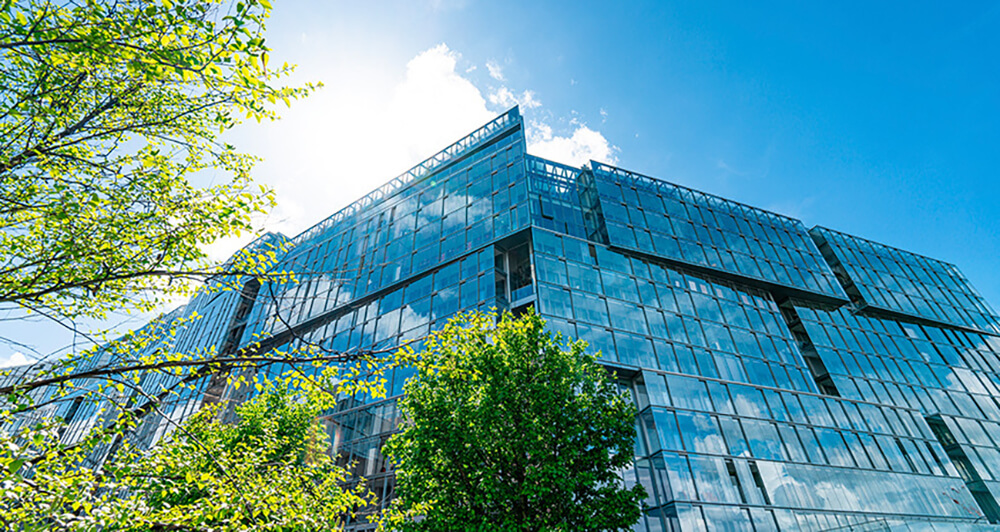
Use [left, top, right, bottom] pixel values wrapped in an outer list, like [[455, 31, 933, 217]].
[[11, 108, 1000, 531]]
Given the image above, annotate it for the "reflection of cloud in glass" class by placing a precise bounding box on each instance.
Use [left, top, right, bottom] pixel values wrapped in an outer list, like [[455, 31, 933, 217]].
[[374, 308, 401, 343], [952, 366, 985, 394], [399, 303, 431, 334], [755, 460, 978, 517], [692, 434, 727, 455], [731, 392, 767, 418], [674, 411, 727, 457]]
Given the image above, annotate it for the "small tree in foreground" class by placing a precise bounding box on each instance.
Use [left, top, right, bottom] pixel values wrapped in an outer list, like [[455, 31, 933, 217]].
[[7, 384, 370, 531], [380, 311, 645, 532], [96, 385, 372, 531]]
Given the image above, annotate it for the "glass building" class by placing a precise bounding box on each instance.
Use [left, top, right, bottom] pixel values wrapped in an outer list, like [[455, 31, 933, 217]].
[[7, 107, 1000, 531]]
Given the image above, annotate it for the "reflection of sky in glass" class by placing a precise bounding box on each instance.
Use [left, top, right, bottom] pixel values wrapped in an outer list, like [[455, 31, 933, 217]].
[[589, 163, 847, 300], [812, 226, 1000, 335]]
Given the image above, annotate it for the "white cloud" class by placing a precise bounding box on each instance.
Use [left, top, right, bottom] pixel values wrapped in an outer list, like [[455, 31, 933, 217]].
[[519, 90, 541, 109], [487, 87, 540, 110], [0, 351, 29, 368], [527, 120, 618, 167], [716, 159, 748, 176], [486, 60, 505, 81], [7, 42, 622, 361], [488, 86, 517, 108], [389, 44, 494, 161]]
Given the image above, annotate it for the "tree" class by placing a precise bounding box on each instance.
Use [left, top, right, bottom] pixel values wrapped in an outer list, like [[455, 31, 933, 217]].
[[100, 385, 372, 531], [0, 2, 390, 529], [0, 0, 317, 324], [1, 383, 374, 531], [380, 311, 646, 532], [0, 281, 394, 529], [0, 330, 393, 529], [0, 0, 323, 466]]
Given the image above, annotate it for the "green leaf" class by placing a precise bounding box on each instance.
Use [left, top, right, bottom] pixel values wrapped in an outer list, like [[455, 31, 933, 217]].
[[6, 458, 26, 475], [379, 310, 645, 531]]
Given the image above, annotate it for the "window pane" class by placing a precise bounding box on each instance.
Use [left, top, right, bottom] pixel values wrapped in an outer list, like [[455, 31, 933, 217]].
[[667, 375, 712, 411]]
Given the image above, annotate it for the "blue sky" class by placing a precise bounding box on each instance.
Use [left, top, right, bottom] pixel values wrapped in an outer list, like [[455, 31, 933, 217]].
[[2, 1, 999, 365], [250, 0, 1000, 300]]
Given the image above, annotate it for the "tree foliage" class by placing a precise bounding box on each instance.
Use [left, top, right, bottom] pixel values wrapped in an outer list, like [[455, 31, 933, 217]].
[[0, 311, 394, 530], [1, 384, 374, 531], [101, 385, 372, 531], [381, 311, 645, 532], [0, 0, 317, 321], [0, 2, 397, 529]]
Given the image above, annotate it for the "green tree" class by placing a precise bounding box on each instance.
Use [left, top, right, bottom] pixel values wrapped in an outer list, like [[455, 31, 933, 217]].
[[0, 2, 391, 529], [380, 311, 645, 532], [98, 385, 372, 531], [0, 0, 316, 323], [0, 340, 392, 530], [0, 383, 373, 531]]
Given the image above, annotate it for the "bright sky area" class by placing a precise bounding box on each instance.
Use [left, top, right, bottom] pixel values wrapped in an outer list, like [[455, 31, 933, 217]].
[[3, 1, 999, 367]]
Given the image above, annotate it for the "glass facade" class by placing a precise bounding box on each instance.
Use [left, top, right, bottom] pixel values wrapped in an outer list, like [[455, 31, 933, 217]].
[[811, 226, 1000, 336], [589, 163, 848, 303], [8, 107, 1000, 531]]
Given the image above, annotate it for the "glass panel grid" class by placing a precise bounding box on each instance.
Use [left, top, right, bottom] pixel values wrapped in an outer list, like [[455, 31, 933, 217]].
[[241, 122, 529, 339], [16, 109, 1000, 532], [526, 155, 589, 240], [533, 228, 817, 393], [589, 162, 847, 301], [812, 226, 1000, 335]]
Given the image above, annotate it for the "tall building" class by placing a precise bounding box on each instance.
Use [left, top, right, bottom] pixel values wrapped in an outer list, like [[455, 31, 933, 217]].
[[7, 107, 1000, 531]]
